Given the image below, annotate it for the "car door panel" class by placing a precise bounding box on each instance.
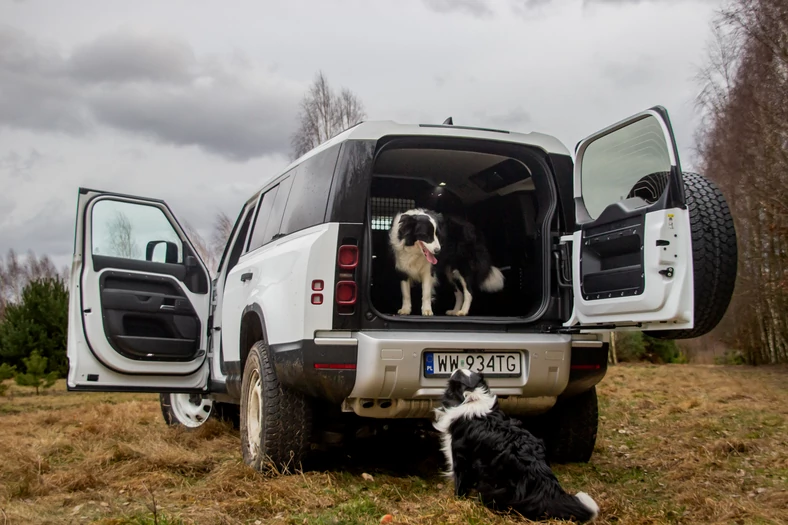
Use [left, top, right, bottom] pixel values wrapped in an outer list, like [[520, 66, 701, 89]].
[[68, 188, 212, 391], [567, 106, 694, 331]]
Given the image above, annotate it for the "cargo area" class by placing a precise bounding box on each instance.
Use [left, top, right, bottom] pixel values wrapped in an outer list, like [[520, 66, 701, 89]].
[[366, 138, 557, 322]]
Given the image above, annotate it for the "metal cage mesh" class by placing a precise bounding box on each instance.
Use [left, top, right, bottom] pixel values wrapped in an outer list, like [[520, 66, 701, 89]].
[[370, 197, 416, 230]]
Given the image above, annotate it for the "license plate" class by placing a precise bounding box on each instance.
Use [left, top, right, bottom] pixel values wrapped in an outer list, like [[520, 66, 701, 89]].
[[424, 352, 521, 378]]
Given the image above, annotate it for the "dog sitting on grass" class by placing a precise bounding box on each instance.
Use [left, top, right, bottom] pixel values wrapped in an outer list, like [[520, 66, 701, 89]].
[[433, 368, 599, 522]]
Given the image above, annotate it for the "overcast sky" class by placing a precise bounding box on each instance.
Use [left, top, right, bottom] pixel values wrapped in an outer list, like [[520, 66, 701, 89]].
[[0, 0, 723, 269]]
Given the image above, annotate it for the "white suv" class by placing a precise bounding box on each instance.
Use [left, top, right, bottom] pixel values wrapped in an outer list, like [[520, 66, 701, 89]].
[[66, 106, 737, 472]]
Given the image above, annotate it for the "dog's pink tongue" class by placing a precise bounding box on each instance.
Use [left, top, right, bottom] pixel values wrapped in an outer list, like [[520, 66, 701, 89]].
[[419, 242, 438, 265]]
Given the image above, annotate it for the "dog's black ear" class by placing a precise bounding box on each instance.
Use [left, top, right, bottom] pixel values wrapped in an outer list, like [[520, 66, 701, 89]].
[[397, 214, 416, 243], [432, 213, 444, 237]]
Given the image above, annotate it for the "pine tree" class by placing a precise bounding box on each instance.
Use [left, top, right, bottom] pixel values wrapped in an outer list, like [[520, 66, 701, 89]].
[[0, 362, 15, 396], [0, 277, 68, 375], [15, 350, 58, 395]]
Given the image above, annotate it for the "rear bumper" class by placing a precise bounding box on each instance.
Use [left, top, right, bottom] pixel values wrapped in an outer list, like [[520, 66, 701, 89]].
[[351, 331, 573, 399], [270, 331, 608, 418]]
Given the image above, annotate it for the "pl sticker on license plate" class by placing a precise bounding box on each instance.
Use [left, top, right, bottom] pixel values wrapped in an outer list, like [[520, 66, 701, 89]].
[[424, 352, 521, 377]]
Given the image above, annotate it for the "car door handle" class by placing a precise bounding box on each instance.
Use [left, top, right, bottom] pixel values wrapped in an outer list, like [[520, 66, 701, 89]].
[[159, 304, 176, 311], [240, 272, 253, 282]]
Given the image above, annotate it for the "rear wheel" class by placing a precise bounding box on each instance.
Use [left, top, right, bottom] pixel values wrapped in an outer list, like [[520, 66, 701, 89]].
[[541, 387, 599, 464], [240, 341, 312, 473]]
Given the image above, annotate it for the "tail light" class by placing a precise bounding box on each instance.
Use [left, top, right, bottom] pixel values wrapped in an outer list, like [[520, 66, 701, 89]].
[[338, 245, 359, 269], [336, 239, 358, 315], [336, 281, 357, 305]]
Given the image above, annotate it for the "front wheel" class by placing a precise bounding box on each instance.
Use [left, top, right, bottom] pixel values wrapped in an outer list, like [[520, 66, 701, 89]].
[[240, 341, 312, 473], [160, 394, 240, 429], [160, 393, 215, 428]]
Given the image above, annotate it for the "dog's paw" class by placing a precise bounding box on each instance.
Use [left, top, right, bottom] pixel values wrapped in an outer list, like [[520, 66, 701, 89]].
[[456, 309, 469, 317], [446, 309, 459, 316], [397, 307, 411, 315], [422, 307, 434, 316]]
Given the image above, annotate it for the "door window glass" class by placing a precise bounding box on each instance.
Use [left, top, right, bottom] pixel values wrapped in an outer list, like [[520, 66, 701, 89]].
[[581, 115, 671, 220], [91, 200, 182, 263]]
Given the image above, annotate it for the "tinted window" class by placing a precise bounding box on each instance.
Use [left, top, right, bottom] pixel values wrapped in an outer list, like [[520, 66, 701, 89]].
[[263, 175, 294, 242], [247, 186, 279, 252], [279, 144, 341, 235]]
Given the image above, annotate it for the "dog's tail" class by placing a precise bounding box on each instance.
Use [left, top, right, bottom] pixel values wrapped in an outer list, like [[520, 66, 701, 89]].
[[541, 491, 599, 522], [479, 266, 505, 293]]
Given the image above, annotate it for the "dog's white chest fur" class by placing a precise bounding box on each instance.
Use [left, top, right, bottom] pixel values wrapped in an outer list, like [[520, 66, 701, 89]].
[[393, 245, 431, 282]]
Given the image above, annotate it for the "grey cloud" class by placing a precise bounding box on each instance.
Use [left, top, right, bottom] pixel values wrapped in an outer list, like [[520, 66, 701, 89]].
[[0, 26, 91, 133], [90, 80, 295, 160], [0, 148, 46, 179], [475, 106, 532, 130], [601, 59, 655, 86], [510, 0, 552, 12], [0, 198, 74, 259], [583, 0, 717, 4], [0, 27, 300, 160], [69, 31, 196, 84], [422, 0, 494, 17]]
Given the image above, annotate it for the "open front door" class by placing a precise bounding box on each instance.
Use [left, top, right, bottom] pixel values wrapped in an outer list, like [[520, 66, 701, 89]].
[[67, 188, 211, 392], [568, 106, 694, 330]]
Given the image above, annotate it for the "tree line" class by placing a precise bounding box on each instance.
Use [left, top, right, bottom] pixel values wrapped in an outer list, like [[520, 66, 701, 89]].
[[0, 251, 69, 394], [692, 0, 787, 364]]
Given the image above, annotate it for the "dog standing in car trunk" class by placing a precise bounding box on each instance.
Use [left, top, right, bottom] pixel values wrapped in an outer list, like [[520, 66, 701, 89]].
[[390, 208, 504, 317]]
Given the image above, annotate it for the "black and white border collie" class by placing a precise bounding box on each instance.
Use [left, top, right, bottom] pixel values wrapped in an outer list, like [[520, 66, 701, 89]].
[[389, 208, 504, 317], [433, 369, 599, 522]]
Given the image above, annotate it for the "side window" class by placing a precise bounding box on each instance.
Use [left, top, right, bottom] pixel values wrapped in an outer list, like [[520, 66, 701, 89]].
[[91, 199, 182, 263], [279, 144, 341, 236], [247, 186, 279, 253], [262, 175, 294, 242]]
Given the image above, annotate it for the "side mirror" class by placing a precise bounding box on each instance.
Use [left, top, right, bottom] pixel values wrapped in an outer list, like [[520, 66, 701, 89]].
[[146, 240, 179, 264]]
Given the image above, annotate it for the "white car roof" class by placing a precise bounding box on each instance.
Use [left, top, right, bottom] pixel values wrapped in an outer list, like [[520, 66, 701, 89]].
[[252, 120, 571, 200]]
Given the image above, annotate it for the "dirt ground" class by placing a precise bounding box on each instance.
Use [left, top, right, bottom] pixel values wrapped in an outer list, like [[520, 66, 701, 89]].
[[1, 364, 786, 525]]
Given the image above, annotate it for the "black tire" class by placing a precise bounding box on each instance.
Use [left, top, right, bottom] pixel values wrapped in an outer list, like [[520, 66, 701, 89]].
[[542, 387, 599, 464], [240, 341, 312, 473], [648, 171, 737, 340]]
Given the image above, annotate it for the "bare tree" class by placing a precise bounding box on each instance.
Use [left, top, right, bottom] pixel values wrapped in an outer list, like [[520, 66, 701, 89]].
[[291, 71, 367, 159], [210, 212, 234, 259], [184, 212, 236, 277], [694, 0, 788, 364], [107, 212, 139, 259], [0, 250, 66, 318]]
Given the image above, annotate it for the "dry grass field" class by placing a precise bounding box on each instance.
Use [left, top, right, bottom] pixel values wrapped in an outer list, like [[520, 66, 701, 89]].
[[1, 364, 786, 525]]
